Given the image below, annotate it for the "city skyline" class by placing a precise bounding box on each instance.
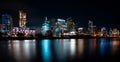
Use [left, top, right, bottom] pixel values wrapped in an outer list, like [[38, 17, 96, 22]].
[[0, 0, 119, 28]]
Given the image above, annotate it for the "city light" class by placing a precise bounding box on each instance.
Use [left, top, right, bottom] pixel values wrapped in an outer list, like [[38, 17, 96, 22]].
[[41, 39, 51, 62], [0, 10, 120, 38]]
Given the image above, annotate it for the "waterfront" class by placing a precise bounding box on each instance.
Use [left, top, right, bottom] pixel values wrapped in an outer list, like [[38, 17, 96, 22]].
[[0, 38, 120, 62]]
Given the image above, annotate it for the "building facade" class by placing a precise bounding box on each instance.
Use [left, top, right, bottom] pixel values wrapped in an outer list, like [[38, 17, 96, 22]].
[[19, 10, 26, 28], [88, 20, 94, 34], [2, 14, 12, 30]]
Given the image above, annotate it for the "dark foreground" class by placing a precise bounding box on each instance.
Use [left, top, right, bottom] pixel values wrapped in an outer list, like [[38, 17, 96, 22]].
[[0, 38, 120, 62]]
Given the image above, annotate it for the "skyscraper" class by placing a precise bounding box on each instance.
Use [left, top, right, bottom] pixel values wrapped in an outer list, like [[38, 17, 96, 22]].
[[88, 20, 93, 34], [19, 10, 26, 28], [2, 14, 12, 30], [41, 17, 51, 36], [67, 17, 76, 32]]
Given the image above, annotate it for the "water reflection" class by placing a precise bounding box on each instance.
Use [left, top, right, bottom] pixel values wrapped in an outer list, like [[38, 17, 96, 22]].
[[53, 39, 76, 61], [99, 38, 120, 56], [41, 39, 51, 62], [54, 39, 70, 61], [77, 39, 84, 56], [70, 39, 76, 57], [100, 38, 106, 56], [88, 39, 95, 55], [0, 38, 120, 62], [8, 40, 36, 62], [112, 39, 120, 55]]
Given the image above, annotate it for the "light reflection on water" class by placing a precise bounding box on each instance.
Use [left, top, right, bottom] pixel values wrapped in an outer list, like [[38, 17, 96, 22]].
[[78, 39, 84, 56], [0, 38, 120, 62], [70, 39, 76, 57], [112, 39, 120, 55], [41, 39, 51, 62], [54, 39, 71, 61], [100, 38, 106, 56], [8, 40, 36, 62]]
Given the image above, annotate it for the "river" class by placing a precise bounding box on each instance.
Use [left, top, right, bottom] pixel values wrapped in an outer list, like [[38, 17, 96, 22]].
[[0, 38, 120, 62]]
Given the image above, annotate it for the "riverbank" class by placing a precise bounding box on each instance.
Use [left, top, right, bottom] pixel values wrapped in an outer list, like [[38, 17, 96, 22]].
[[0, 36, 120, 40]]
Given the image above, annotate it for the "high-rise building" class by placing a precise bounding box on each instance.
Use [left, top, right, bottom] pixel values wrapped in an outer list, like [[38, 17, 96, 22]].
[[67, 17, 76, 35], [41, 17, 51, 36], [51, 18, 56, 36], [88, 20, 93, 34], [19, 10, 26, 28], [55, 18, 67, 37], [2, 14, 12, 30]]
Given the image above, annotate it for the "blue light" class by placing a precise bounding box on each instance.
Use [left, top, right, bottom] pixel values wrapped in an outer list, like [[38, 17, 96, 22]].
[[41, 39, 51, 62], [41, 21, 51, 35], [110, 39, 113, 47], [100, 38, 105, 56], [54, 39, 70, 61], [55, 28, 60, 37]]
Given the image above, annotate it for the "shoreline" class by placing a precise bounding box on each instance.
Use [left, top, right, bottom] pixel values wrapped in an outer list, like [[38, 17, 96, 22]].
[[0, 36, 120, 40]]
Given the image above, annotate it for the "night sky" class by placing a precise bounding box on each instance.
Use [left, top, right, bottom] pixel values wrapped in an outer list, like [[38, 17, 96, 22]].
[[0, 0, 119, 29]]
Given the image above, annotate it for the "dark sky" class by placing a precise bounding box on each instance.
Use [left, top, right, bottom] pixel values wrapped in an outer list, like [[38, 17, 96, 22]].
[[0, 0, 119, 28]]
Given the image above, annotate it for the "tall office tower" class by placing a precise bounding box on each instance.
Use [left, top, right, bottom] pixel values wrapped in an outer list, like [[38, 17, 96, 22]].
[[66, 17, 76, 36], [9, 17, 13, 35], [57, 18, 67, 35], [19, 10, 26, 28], [2, 14, 12, 30], [10, 17, 13, 31], [67, 17, 76, 32], [88, 20, 93, 34], [51, 18, 56, 36], [41, 17, 51, 36]]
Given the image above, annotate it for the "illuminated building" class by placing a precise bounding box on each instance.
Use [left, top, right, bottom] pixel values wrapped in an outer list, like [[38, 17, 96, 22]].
[[88, 20, 93, 34], [12, 27, 36, 37], [19, 10, 26, 28], [11, 10, 36, 37], [2, 14, 12, 30], [112, 28, 119, 37], [54, 17, 77, 36], [66, 17, 76, 36], [55, 18, 67, 37], [51, 18, 56, 36], [1, 14, 13, 36], [109, 28, 112, 37], [78, 28, 83, 32], [78, 28, 84, 35], [101, 27, 107, 36], [41, 17, 51, 36]]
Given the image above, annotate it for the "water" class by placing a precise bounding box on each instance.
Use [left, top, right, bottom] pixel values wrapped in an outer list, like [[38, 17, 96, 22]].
[[0, 38, 120, 62]]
